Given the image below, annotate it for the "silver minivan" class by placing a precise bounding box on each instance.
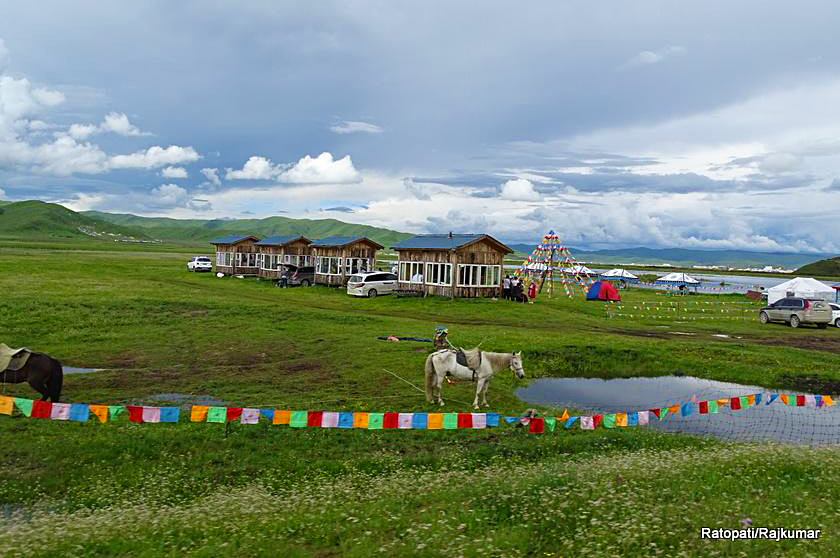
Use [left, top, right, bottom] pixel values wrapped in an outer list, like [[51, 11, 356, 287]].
[[759, 297, 831, 328], [346, 272, 398, 298]]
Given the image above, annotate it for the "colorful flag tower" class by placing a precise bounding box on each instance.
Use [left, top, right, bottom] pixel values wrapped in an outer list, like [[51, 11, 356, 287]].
[[515, 230, 593, 298]]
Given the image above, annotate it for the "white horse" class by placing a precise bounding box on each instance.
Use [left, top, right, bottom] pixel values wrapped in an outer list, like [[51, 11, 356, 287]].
[[424, 349, 525, 409]]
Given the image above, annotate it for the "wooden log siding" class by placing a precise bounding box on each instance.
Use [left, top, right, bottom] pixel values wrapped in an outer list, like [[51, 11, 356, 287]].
[[214, 239, 260, 276], [396, 238, 506, 298], [257, 240, 313, 279], [313, 242, 379, 286]]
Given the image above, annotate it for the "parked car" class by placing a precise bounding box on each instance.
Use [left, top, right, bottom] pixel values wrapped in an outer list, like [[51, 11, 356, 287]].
[[187, 256, 212, 272], [346, 272, 398, 298], [758, 297, 832, 328], [287, 266, 315, 287], [830, 303, 840, 328]]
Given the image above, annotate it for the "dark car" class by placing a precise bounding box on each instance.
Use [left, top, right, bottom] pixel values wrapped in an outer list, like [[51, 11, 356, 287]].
[[287, 266, 315, 287], [759, 297, 831, 328]]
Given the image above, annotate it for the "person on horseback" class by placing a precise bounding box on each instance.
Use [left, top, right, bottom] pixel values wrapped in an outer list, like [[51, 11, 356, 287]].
[[433, 326, 452, 351]]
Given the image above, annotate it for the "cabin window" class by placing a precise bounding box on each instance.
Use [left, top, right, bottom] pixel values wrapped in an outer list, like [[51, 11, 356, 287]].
[[317, 257, 343, 275], [425, 263, 452, 286], [235, 252, 257, 267], [345, 258, 371, 275], [457, 264, 501, 287], [399, 261, 424, 283]]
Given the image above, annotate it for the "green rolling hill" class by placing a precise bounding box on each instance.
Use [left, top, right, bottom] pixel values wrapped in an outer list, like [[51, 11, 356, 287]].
[[0, 200, 152, 241], [795, 257, 840, 277]]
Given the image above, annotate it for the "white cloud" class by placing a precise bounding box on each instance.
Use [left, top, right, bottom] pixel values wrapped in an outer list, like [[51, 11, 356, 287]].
[[151, 183, 189, 206], [100, 112, 149, 136], [329, 120, 384, 134], [278, 152, 361, 184], [225, 156, 279, 180], [499, 178, 541, 201], [622, 45, 686, 69], [67, 123, 99, 140], [0, 187, 6, 199], [109, 145, 200, 169], [161, 166, 188, 178], [200, 167, 221, 186]]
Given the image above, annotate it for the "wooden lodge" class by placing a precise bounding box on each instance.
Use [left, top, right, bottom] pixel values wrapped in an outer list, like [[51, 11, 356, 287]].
[[255, 235, 313, 279], [311, 236, 384, 286], [210, 234, 261, 276], [391, 234, 512, 298]]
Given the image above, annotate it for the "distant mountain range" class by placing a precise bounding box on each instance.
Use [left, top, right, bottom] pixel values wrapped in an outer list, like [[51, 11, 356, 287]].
[[0, 200, 152, 241]]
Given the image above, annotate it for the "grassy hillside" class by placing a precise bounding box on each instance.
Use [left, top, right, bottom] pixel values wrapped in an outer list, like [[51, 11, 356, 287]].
[[796, 256, 840, 277], [84, 210, 413, 247], [0, 200, 151, 241]]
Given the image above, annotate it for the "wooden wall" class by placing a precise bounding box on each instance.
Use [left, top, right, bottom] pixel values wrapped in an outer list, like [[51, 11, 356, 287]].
[[313, 241, 379, 286], [214, 238, 260, 276], [257, 240, 313, 279]]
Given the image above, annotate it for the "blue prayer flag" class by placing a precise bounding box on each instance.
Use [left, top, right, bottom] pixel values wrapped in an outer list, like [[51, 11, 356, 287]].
[[411, 412, 428, 429], [766, 394, 779, 405], [260, 409, 275, 421], [681, 403, 694, 417], [816, 395, 824, 408], [628, 412, 638, 426], [503, 416, 518, 424], [69, 404, 90, 422], [338, 412, 354, 429], [159, 407, 180, 423], [486, 413, 500, 427], [754, 393, 762, 405], [564, 416, 580, 429]]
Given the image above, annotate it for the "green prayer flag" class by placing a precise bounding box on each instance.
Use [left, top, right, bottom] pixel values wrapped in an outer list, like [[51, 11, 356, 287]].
[[367, 412, 384, 429], [740, 396, 749, 408], [108, 405, 126, 420], [14, 398, 33, 417], [207, 407, 227, 423], [545, 417, 556, 432], [708, 400, 719, 414], [659, 408, 668, 420], [290, 411, 308, 428], [603, 414, 616, 428], [443, 413, 458, 429], [787, 395, 796, 407]]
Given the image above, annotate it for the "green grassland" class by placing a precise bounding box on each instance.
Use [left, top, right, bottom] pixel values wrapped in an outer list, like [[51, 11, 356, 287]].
[[2, 242, 840, 556]]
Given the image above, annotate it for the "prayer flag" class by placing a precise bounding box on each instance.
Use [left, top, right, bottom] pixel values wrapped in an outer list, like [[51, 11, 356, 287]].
[[824, 395, 835, 407], [398, 413, 413, 429], [486, 413, 500, 428], [767, 394, 778, 405], [306, 411, 322, 427], [290, 411, 308, 428], [730, 397, 741, 411], [739, 396, 749, 409], [50, 403, 70, 420], [260, 409, 275, 422], [503, 417, 518, 425], [628, 412, 638, 427], [352, 412, 369, 429], [559, 409, 569, 421], [804, 395, 816, 408], [668, 404, 680, 416], [603, 414, 616, 428], [320, 411, 339, 428], [593, 414, 603, 429], [32, 400, 52, 419], [412, 412, 428, 429], [14, 398, 33, 417], [0, 396, 13, 415], [659, 408, 669, 420], [443, 413, 457, 430], [708, 400, 718, 414], [338, 412, 354, 429], [649, 408, 660, 419], [544, 416, 556, 432], [471, 413, 486, 429], [142, 407, 161, 423], [367, 412, 384, 429], [786, 395, 796, 407], [699, 401, 709, 414], [780, 394, 789, 406], [127, 406, 144, 423], [529, 417, 545, 434], [159, 407, 180, 423], [190, 405, 209, 422], [580, 416, 594, 430], [89, 404, 109, 423], [207, 407, 227, 423], [717, 398, 729, 407], [755, 393, 763, 405], [615, 412, 628, 427], [382, 412, 398, 429], [637, 411, 649, 425], [457, 413, 472, 429], [815, 395, 823, 408], [227, 408, 243, 422], [69, 404, 89, 422], [109, 406, 126, 420], [746, 395, 755, 407], [681, 403, 693, 417], [796, 395, 805, 407], [564, 416, 579, 429], [241, 408, 261, 425], [274, 410, 291, 425], [427, 413, 443, 430]]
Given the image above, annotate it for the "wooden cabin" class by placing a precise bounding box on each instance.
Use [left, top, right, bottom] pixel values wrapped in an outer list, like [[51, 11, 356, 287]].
[[392, 234, 512, 298], [311, 236, 384, 286], [255, 236, 313, 279], [210, 234, 261, 276]]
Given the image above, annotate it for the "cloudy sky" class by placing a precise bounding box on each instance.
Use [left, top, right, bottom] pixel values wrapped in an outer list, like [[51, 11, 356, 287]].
[[2, 1, 840, 252]]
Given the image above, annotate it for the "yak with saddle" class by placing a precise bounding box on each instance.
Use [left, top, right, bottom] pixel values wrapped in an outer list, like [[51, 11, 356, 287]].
[[0, 344, 63, 402], [424, 347, 525, 409]]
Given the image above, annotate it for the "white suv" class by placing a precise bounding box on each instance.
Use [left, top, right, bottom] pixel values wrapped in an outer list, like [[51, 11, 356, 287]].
[[831, 303, 840, 328], [347, 272, 398, 298], [187, 256, 213, 272]]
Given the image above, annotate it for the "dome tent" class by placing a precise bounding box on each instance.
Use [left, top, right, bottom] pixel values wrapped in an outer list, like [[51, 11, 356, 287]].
[[600, 268, 639, 281], [766, 277, 835, 306], [586, 280, 621, 301]]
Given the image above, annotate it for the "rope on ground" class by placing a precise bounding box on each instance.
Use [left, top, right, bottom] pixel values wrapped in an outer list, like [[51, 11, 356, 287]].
[[382, 368, 473, 407]]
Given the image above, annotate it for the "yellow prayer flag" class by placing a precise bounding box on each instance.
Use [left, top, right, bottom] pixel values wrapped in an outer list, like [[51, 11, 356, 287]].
[[823, 395, 835, 407], [668, 404, 680, 415], [558, 409, 569, 421], [780, 394, 789, 406], [746, 395, 756, 407], [0, 396, 13, 416], [717, 398, 729, 406], [353, 412, 369, 429], [615, 412, 628, 427], [273, 410, 291, 425], [89, 404, 109, 423], [190, 405, 209, 422], [427, 413, 443, 430]]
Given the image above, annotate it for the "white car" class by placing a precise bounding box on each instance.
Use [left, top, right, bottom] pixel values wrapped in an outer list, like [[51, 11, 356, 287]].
[[347, 272, 398, 298], [187, 256, 213, 272], [831, 303, 840, 328]]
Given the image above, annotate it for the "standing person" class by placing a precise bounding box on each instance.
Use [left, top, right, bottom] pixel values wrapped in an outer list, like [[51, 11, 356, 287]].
[[510, 276, 519, 302], [527, 280, 537, 303], [502, 275, 511, 300]]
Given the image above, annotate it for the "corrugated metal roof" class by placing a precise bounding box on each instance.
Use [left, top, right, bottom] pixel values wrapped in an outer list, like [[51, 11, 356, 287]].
[[255, 235, 308, 246], [311, 236, 366, 247], [392, 234, 513, 252], [209, 234, 258, 245]]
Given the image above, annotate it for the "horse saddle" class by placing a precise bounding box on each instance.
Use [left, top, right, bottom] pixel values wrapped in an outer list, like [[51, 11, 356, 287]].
[[455, 347, 482, 372], [0, 343, 31, 373]]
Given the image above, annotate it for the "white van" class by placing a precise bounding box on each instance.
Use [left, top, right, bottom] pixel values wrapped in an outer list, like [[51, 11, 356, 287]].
[[347, 272, 398, 298]]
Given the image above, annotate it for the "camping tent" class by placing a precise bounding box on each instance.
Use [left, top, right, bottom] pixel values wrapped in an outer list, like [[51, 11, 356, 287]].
[[586, 280, 621, 301], [563, 264, 594, 275], [600, 268, 639, 281], [766, 277, 835, 305], [657, 272, 700, 285]]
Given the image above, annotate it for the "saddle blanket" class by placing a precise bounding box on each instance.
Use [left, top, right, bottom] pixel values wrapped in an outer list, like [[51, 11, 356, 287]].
[[0, 343, 31, 373]]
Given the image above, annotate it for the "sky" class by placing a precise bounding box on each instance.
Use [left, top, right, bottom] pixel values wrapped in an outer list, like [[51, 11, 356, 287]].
[[1, 1, 840, 252]]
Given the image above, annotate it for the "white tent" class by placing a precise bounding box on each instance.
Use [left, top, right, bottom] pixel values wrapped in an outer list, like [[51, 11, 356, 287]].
[[657, 272, 700, 284], [600, 268, 639, 280], [562, 264, 594, 275], [766, 277, 835, 305]]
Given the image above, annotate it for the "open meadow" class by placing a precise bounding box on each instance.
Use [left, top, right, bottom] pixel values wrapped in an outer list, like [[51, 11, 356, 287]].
[[3, 241, 840, 556]]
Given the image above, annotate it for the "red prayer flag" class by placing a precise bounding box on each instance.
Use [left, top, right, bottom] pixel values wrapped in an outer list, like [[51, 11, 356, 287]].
[[306, 410, 322, 427], [699, 401, 709, 414], [529, 417, 545, 434], [649, 408, 660, 419], [32, 400, 52, 419], [457, 413, 473, 429], [127, 405, 144, 423], [730, 397, 742, 411], [593, 414, 603, 428], [796, 395, 805, 407], [383, 412, 399, 429], [226, 408, 243, 422]]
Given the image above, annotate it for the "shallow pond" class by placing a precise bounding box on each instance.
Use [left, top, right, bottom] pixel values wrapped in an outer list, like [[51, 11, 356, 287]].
[[516, 376, 840, 445]]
